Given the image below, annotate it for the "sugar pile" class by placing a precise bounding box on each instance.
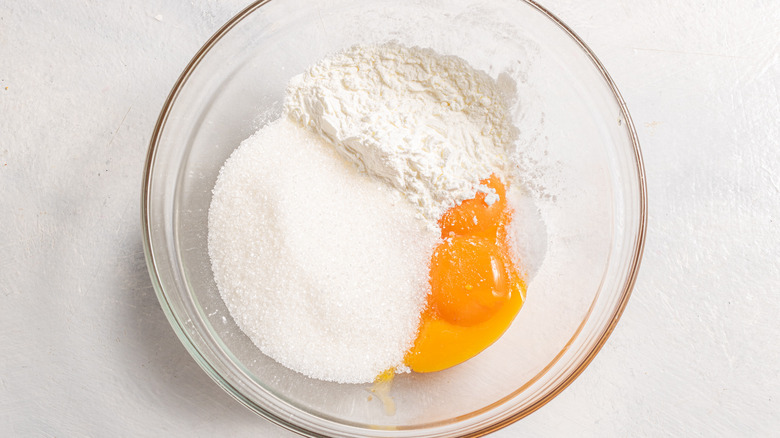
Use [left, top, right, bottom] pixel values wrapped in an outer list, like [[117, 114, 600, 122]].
[[208, 119, 439, 384]]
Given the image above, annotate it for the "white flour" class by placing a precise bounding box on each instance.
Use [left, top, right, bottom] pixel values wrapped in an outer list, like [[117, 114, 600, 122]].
[[286, 43, 517, 224]]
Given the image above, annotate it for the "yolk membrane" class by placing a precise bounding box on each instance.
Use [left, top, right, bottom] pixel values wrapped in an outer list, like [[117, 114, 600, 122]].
[[429, 235, 510, 326]]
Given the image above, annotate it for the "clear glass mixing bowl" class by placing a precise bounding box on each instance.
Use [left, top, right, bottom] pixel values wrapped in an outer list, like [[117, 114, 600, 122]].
[[142, 0, 647, 436]]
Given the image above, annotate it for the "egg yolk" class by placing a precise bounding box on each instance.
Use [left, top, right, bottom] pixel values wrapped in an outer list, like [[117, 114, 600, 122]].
[[429, 235, 510, 326], [439, 173, 507, 238], [405, 174, 526, 373]]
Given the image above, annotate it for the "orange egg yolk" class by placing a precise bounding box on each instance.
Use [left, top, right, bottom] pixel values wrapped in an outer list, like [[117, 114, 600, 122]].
[[439, 173, 508, 238], [429, 235, 510, 326], [405, 174, 526, 373]]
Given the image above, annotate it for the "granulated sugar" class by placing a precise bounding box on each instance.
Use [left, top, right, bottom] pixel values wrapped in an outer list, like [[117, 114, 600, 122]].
[[208, 118, 439, 384]]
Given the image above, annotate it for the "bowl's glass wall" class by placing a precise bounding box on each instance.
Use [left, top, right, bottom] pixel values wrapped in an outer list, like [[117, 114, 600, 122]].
[[145, 0, 645, 436]]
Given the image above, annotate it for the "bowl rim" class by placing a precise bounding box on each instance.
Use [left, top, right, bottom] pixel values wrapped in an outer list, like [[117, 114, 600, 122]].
[[141, 0, 648, 436]]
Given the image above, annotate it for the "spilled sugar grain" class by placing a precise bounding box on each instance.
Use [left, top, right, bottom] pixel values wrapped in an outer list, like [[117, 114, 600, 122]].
[[208, 118, 439, 384]]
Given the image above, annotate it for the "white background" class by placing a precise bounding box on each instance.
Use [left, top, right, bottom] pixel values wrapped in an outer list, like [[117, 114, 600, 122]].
[[1, 0, 778, 436]]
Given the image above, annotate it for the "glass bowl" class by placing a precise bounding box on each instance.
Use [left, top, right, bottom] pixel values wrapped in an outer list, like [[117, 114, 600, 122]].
[[141, 0, 647, 436]]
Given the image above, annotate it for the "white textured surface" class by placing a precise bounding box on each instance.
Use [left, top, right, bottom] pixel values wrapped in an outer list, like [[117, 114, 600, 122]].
[[1, 0, 778, 436]]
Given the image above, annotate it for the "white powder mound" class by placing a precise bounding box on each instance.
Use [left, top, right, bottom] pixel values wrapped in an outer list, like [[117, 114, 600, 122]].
[[208, 118, 439, 384], [285, 43, 518, 225]]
